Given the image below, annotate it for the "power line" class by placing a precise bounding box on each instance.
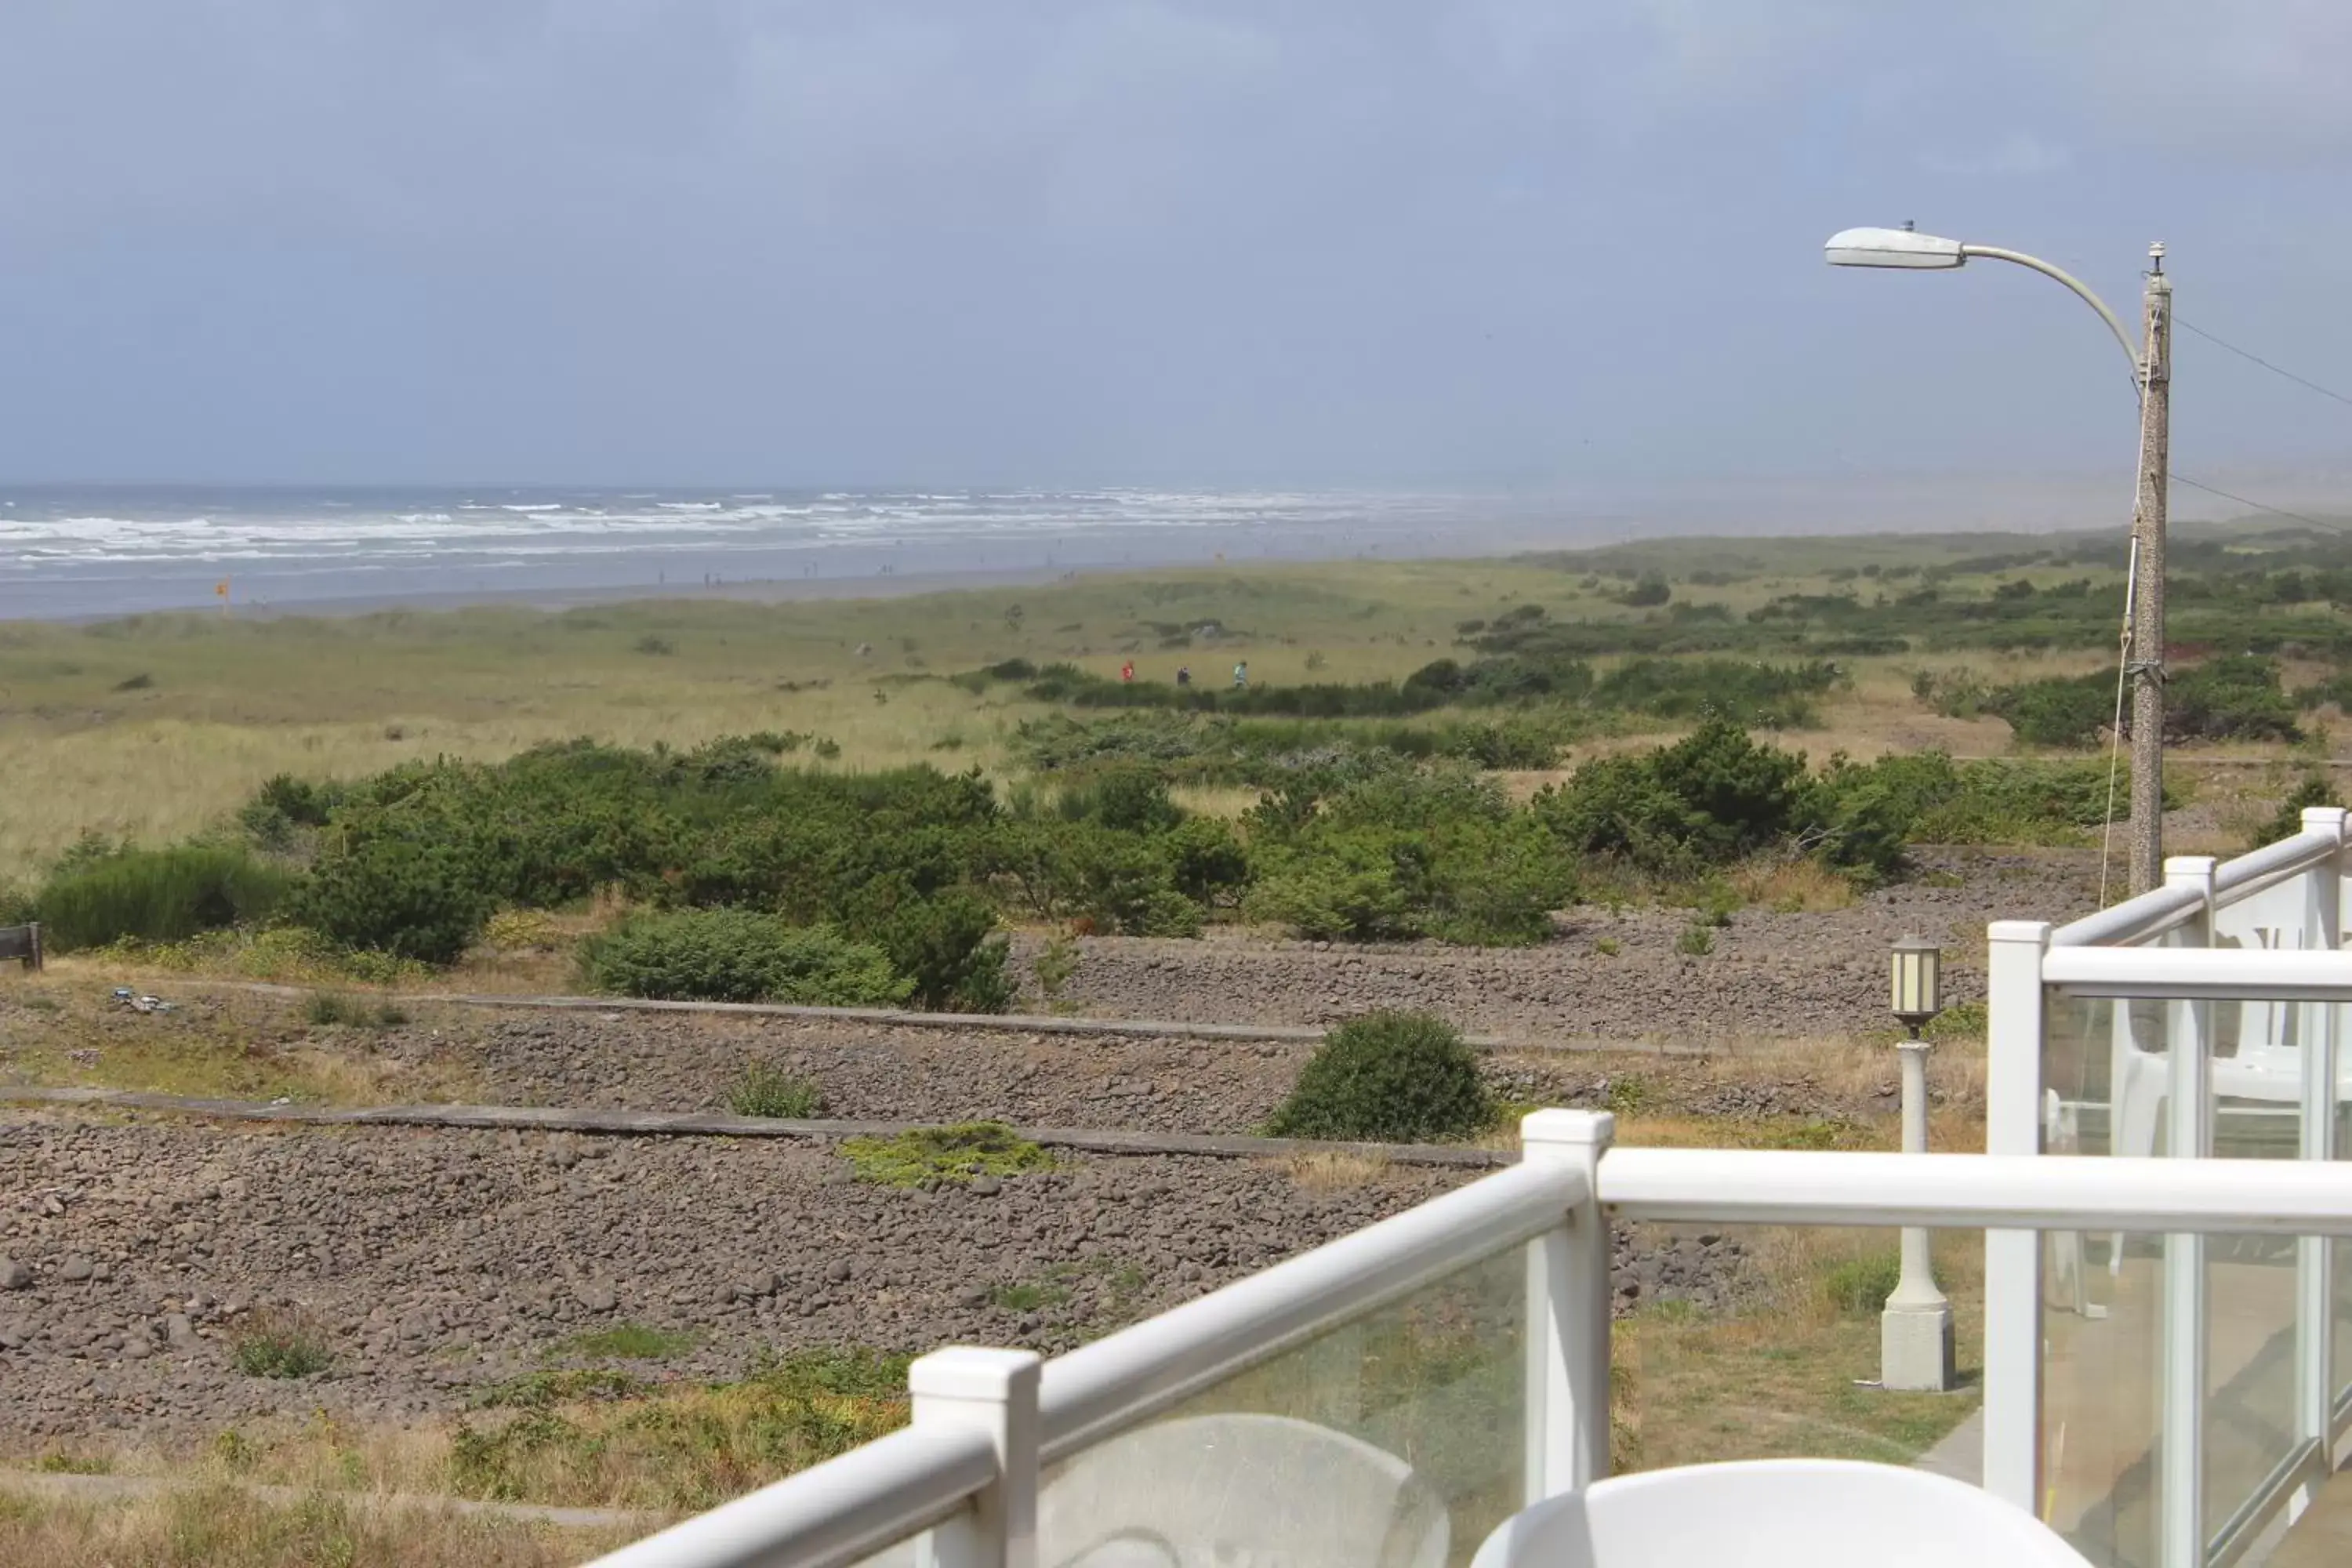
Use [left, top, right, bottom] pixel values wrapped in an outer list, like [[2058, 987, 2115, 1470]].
[[2175, 316, 2352, 411], [2170, 471, 2349, 532]]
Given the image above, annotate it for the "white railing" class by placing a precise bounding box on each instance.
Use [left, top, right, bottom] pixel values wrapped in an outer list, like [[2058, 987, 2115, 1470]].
[[586, 1112, 2352, 1568], [1987, 807, 2352, 1568]]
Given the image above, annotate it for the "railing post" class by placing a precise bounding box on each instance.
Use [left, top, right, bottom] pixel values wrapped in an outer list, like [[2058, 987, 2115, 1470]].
[[2162, 855, 2216, 1568], [1521, 1109, 1616, 1503], [2300, 808, 2346, 1452], [909, 1348, 1041, 1568], [1985, 920, 2051, 1515]]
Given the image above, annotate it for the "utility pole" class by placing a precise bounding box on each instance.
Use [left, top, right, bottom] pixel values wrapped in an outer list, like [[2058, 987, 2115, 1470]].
[[2128, 243, 2172, 895]]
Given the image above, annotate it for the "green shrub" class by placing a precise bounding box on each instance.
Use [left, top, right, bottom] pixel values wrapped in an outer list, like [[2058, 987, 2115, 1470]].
[[841, 1123, 1054, 1188], [1986, 673, 2114, 747], [2166, 655, 2299, 742], [583, 910, 910, 1006], [287, 839, 492, 964], [728, 1061, 825, 1119], [1674, 923, 1715, 956], [553, 1323, 700, 1361], [1162, 816, 1251, 906], [231, 1310, 333, 1378], [35, 844, 293, 952], [1820, 1251, 1903, 1316], [1244, 837, 1415, 942], [1266, 1011, 1494, 1142], [303, 992, 408, 1029], [2252, 775, 2339, 850], [846, 884, 1014, 1012], [1537, 719, 1816, 874]]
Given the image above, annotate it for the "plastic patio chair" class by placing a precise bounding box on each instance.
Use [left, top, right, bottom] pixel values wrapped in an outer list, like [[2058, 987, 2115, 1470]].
[[1470, 1459, 2093, 1568], [1037, 1412, 1449, 1568]]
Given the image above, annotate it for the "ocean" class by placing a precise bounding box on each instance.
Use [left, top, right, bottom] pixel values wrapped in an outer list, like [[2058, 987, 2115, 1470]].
[[0, 485, 1573, 621]]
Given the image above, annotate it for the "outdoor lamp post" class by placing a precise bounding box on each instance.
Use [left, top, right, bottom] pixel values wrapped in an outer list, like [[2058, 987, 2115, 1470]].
[[1824, 225, 2172, 897], [1882, 935, 1955, 1392]]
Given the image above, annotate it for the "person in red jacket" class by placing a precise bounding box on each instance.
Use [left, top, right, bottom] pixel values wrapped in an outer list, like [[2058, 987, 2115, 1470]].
[[1120, 660, 1135, 684]]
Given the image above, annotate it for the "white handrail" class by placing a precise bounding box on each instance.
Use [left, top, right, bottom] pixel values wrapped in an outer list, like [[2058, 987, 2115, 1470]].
[[2053, 883, 2203, 948], [2052, 826, 2339, 949], [2212, 827, 2339, 899], [1037, 1157, 1584, 1461], [583, 1424, 996, 1568], [2042, 945, 2352, 1000], [1600, 1149, 2352, 1234]]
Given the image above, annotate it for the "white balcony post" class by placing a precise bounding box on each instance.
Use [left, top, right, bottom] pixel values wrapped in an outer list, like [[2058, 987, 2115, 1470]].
[[2161, 856, 2216, 1568], [2300, 808, 2346, 1450], [1984, 920, 2051, 1515], [1522, 1109, 1616, 1502], [910, 1348, 1041, 1568]]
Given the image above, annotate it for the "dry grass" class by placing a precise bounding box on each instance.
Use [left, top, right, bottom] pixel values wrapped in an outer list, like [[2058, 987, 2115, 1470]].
[[0, 1486, 633, 1568], [1277, 1149, 1393, 1190], [1614, 1222, 1984, 1474], [5, 1349, 911, 1518], [0, 976, 481, 1106], [1726, 855, 1859, 913]]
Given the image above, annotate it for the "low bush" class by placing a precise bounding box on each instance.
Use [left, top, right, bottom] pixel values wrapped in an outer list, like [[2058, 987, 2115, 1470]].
[[727, 1061, 825, 1119], [1535, 719, 1816, 876], [302, 992, 408, 1029], [1820, 1251, 1903, 1316], [2251, 775, 2339, 850], [231, 1309, 333, 1378], [582, 910, 909, 1007], [2166, 655, 2299, 742], [35, 844, 293, 952], [845, 885, 1015, 1012], [287, 838, 492, 964], [840, 1123, 1054, 1188], [1265, 1011, 1494, 1143]]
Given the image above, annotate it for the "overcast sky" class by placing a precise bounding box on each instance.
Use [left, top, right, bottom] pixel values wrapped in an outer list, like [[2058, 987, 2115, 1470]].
[[3, 2, 2349, 501]]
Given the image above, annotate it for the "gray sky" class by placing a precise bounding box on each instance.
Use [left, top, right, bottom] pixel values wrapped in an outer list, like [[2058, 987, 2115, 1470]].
[[3, 2, 2350, 500]]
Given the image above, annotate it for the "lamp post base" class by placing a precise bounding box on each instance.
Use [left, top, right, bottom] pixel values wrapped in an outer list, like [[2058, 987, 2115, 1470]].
[[1880, 1297, 1955, 1392]]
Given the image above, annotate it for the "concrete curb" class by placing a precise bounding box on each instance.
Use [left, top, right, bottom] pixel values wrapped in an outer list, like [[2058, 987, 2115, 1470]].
[[0, 1086, 1512, 1169], [0, 1465, 658, 1530]]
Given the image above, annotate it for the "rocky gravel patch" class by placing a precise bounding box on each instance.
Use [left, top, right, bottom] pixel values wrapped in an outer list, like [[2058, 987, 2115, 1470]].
[[0, 1112, 1742, 1444], [405, 1012, 1314, 1134], [383, 851, 2044, 1057], [1012, 848, 2096, 1040]]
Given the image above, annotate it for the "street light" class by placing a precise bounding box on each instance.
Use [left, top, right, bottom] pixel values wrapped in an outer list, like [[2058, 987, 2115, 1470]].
[[1880, 935, 1955, 1392], [1824, 224, 2172, 895]]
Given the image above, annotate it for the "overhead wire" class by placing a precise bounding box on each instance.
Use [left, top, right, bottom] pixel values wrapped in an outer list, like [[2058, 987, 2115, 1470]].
[[2174, 317, 2352, 411]]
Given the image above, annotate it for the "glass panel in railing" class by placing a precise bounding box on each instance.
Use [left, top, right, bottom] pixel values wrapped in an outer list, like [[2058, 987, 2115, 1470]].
[[1037, 1243, 1523, 1568], [2337, 1007, 2352, 1421], [1613, 1223, 1984, 1477], [2201, 1229, 2301, 1543], [2042, 1221, 2169, 1568], [2205, 1054, 2305, 1532]]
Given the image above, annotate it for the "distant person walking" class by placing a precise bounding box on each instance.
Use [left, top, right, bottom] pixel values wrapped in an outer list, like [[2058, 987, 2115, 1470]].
[[1232, 661, 1247, 690], [1120, 660, 1135, 684], [1176, 666, 1191, 688]]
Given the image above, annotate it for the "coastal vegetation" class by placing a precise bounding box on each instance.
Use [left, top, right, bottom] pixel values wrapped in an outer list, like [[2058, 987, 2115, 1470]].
[[3, 523, 2346, 999]]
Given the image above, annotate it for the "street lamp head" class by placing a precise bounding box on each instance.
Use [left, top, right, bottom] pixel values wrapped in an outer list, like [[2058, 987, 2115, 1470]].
[[1890, 935, 1944, 1033], [1824, 226, 1965, 270]]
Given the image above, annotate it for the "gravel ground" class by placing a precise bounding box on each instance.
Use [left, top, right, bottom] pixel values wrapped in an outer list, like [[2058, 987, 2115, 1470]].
[[1011, 848, 2100, 1040], [415, 1012, 1314, 1132], [0, 1114, 1741, 1441], [360, 1011, 1901, 1136]]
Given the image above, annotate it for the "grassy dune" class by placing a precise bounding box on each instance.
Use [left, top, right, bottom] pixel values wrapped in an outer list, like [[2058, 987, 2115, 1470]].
[[0, 537, 2159, 883]]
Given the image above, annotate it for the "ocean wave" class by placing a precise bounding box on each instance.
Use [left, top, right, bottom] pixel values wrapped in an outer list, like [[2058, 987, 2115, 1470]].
[[0, 488, 1495, 581]]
